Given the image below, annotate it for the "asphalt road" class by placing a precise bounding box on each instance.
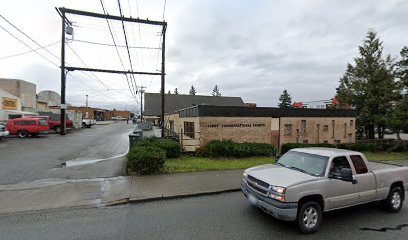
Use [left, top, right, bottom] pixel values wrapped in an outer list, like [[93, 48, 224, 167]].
[[0, 192, 407, 240], [0, 122, 135, 185]]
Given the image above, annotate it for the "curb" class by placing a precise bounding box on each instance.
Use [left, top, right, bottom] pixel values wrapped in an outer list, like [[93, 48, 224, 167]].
[[122, 188, 241, 205]]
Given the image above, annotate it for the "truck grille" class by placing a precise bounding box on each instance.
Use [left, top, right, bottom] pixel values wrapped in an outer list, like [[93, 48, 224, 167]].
[[247, 175, 270, 188], [247, 181, 268, 195]]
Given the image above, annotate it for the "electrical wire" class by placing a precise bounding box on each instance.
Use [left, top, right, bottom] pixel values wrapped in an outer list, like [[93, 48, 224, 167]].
[[72, 39, 160, 49], [117, 0, 139, 99], [0, 41, 60, 60], [100, 0, 138, 101]]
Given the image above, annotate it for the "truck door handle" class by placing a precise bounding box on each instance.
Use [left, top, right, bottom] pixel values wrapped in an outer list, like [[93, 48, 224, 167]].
[[352, 179, 358, 184]]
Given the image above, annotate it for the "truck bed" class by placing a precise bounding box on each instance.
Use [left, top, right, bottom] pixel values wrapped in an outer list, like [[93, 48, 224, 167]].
[[367, 161, 405, 171]]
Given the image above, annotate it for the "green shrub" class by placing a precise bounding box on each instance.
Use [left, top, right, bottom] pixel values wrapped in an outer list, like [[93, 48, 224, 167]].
[[135, 137, 182, 159], [126, 146, 166, 175], [201, 140, 276, 158], [337, 143, 375, 152], [280, 143, 337, 154]]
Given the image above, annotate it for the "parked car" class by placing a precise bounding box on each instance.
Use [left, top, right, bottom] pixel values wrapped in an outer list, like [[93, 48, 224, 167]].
[[6, 118, 49, 138], [33, 116, 73, 133], [0, 125, 10, 140], [241, 148, 408, 234], [82, 119, 96, 128], [114, 116, 126, 121]]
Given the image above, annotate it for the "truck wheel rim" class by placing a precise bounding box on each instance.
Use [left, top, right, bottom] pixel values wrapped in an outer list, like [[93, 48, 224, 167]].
[[391, 192, 401, 209], [303, 207, 318, 229]]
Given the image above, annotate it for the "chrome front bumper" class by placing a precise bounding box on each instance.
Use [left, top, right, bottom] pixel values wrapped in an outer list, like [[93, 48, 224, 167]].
[[241, 181, 298, 221]]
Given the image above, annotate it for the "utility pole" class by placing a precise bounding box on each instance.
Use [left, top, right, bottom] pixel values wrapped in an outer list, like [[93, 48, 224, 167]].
[[86, 94, 88, 107], [138, 86, 146, 122], [161, 24, 167, 137], [60, 10, 66, 136]]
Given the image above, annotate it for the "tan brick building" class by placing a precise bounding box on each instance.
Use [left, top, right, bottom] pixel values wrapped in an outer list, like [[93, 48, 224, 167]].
[[165, 105, 356, 152], [0, 78, 37, 111]]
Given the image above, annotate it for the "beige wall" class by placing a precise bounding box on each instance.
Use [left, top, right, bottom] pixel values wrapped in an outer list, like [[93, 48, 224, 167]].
[[279, 117, 355, 145], [165, 113, 200, 151], [165, 114, 356, 152], [199, 117, 272, 146], [0, 79, 36, 110]]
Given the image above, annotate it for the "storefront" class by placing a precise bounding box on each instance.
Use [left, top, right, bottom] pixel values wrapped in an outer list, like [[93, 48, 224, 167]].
[[0, 89, 38, 119], [165, 105, 356, 152]]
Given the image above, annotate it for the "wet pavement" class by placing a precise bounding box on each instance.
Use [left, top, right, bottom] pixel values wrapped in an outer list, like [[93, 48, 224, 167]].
[[0, 122, 135, 185]]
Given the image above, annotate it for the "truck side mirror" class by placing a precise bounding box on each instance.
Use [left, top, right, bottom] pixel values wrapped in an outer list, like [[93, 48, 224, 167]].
[[276, 154, 281, 160], [340, 168, 353, 182]]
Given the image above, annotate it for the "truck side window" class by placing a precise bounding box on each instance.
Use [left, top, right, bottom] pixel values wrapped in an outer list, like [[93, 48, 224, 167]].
[[330, 156, 351, 176], [350, 155, 368, 174]]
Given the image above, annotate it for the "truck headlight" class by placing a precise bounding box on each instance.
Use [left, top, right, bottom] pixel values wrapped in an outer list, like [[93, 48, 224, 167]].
[[243, 172, 247, 178], [272, 186, 286, 194], [269, 193, 285, 202]]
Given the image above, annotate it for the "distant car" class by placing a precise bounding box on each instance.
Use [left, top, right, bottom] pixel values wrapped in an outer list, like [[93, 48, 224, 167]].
[[82, 119, 96, 128], [6, 118, 49, 138], [0, 125, 10, 140], [112, 116, 126, 121], [384, 128, 394, 134]]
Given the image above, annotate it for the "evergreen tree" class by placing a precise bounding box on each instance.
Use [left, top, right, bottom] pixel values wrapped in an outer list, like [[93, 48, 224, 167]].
[[168, 90, 171, 94], [336, 30, 398, 139], [189, 85, 197, 95], [278, 89, 293, 108], [212, 85, 222, 96], [389, 46, 408, 139], [174, 88, 179, 94]]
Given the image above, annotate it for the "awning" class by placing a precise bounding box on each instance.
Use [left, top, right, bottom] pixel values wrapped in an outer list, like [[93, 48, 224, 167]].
[[5, 110, 38, 116]]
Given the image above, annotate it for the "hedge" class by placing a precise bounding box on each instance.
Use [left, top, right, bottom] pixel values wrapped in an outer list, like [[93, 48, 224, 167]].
[[200, 140, 276, 158], [280, 143, 337, 155], [135, 137, 182, 159], [337, 143, 375, 152], [126, 146, 166, 175]]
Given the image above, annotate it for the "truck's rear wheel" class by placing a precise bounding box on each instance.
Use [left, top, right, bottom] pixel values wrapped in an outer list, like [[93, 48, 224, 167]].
[[384, 186, 403, 212], [55, 126, 61, 133], [18, 130, 29, 138], [297, 201, 322, 234]]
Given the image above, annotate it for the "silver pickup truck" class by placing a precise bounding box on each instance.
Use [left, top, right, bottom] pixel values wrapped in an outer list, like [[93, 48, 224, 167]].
[[241, 148, 408, 234]]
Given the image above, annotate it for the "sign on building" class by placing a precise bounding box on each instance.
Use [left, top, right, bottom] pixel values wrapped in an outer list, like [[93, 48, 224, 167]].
[[2, 97, 17, 110]]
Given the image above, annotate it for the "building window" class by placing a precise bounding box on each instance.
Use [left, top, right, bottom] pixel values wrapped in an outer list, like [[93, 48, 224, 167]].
[[350, 120, 354, 127], [303, 140, 309, 144], [348, 133, 353, 143], [300, 120, 306, 133], [323, 125, 328, 132], [334, 140, 341, 144], [184, 122, 195, 139], [284, 124, 292, 136], [344, 123, 347, 138], [332, 120, 335, 138], [323, 140, 328, 143]]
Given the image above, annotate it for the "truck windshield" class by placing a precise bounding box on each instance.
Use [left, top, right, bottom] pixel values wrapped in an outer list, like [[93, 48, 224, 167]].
[[277, 151, 329, 177]]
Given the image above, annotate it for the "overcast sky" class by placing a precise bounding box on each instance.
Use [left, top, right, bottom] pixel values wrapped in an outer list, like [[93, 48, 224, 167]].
[[0, 0, 407, 111]]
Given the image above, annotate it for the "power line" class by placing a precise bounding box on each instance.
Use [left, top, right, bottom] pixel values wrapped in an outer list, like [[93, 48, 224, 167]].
[[0, 41, 60, 60], [162, 0, 167, 20], [100, 0, 138, 101], [0, 23, 60, 68], [117, 0, 139, 99], [72, 39, 160, 49]]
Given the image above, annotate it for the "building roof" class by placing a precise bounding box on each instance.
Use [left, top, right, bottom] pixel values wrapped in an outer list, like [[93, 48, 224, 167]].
[[177, 105, 356, 118], [144, 93, 244, 116]]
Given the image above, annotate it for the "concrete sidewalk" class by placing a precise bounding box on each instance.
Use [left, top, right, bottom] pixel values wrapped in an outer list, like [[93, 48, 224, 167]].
[[129, 170, 243, 201], [0, 170, 243, 215]]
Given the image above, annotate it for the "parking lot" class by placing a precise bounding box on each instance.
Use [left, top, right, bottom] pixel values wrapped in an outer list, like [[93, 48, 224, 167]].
[[0, 122, 134, 185]]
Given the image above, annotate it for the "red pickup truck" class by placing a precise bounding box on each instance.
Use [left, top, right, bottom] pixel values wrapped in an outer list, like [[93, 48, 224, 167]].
[[6, 118, 50, 138], [34, 116, 73, 133]]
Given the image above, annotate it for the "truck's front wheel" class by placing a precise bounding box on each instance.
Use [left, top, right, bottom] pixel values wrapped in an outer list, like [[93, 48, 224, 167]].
[[384, 186, 403, 212], [297, 201, 322, 234]]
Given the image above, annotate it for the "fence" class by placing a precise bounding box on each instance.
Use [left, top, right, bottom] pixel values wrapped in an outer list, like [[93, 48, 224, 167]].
[[357, 139, 408, 151], [164, 128, 201, 152]]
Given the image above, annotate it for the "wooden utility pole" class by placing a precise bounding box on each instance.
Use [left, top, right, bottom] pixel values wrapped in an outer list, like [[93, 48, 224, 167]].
[[161, 24, 167, 137], [60, 10, 66, 135]]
